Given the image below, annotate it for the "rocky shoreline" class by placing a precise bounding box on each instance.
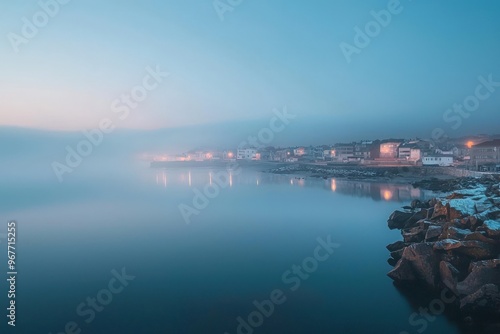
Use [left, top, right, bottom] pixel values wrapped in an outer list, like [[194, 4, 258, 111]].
[[387, 181, 500, 331], [266, 164, 442, 183]]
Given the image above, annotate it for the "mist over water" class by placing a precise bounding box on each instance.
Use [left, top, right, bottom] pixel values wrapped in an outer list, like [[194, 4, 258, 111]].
[[2, 1, 500, 332], [1, 152, 464, 333]]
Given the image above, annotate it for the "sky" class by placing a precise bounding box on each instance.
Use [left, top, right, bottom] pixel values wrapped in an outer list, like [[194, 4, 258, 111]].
[[1, 0, 500, 140]]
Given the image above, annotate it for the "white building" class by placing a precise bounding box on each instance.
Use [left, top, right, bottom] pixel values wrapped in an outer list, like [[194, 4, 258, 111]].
[[422, 156, 454, 167], [237, 148, 258, 160], [410, 148, 422, 162], [294, 147, 306, 156]]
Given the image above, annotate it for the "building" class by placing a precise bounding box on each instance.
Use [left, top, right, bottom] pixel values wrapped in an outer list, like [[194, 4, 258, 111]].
[[380, 142, 402, 159], [334, 143, 355, 161], [410, 148, 422, 162], [398, 143, 414, 159], [293, 147, 306, 156], [436, 146, 460, 157], [237, 148, 259, 160], [422, 156, 454, 167], [471, 139, 500, 171], [354, 141, 372, 159]]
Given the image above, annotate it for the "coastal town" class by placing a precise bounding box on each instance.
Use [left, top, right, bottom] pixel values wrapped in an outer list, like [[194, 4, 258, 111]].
[[151, 135, 500, 173]]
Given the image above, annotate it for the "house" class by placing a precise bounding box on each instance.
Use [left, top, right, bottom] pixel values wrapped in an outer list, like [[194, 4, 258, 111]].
[[422, 155, 454, 167], [398, 143, 414, 160], [380, 141, 402, 159], [470, 139, 500, 171], [410, 148, 422, 162], [293, 147, 306, 156], [334, 143, 355, 161], [354, 141, 372, 159], [436, 146, 460, 157], [237, 148, 259, 160], [322, 147, 335, 160]]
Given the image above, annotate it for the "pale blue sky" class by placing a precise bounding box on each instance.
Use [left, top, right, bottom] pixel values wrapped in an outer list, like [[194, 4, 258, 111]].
[[1, 0, 499, 135]]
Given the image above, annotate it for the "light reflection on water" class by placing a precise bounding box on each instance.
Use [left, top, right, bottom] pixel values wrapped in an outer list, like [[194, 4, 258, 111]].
[[1, 162, 460, 334], [153, 167, 436, 203]]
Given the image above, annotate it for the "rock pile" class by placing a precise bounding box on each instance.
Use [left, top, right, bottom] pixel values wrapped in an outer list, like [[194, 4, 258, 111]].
[[412, 174, 500, 192], [387, 182, 500, 328]]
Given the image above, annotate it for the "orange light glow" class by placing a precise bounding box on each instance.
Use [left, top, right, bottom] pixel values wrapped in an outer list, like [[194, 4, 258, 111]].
[[382, 190, 393, 201], [330, 179, 337, 192], [467, 141, 474, 149], [227, 152, 234, 158]]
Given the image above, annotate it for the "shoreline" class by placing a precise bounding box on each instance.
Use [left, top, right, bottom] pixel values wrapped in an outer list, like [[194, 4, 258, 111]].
[[264, 164, 465, 186], [151, 161, 500, 190], [386, 180, 500, 332]]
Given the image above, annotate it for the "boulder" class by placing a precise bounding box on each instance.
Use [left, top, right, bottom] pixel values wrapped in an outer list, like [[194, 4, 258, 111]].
[[434, 239, 462, 251], [387, 258, 398, 267], [402, 225, 426, 243], [432, 201, 449, 220], [477, 220, 500, 239], [440, 261, 460, 295], [478, 208, 500, 221], [434, 240, 496, 260], [475, 202, 491, 214], [460, 284, 500, 316], [387, 210, 428, 230], [460, 215, 482, 231], [388, 243, 441, 287], [402, 210, 430, 229], [425, 225, 443, 241], [456, 260, 500, 296], [464, 232, 498, 245], [448, 198, 477, 219], [439, 226, 472, 241], [386, 241, 409, 252], [388, 211, 413, 230]]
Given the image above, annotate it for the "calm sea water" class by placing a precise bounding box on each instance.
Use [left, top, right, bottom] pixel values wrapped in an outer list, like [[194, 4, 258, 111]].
[[0, 162, 463, 334]]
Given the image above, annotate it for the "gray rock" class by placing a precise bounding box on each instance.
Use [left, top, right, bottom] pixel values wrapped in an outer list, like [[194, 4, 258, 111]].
[[388, 211, 413, 230], [402, 225, 426, 243], [386, 241, 409, 252], [425, 226, 443, 241], [388, 243, 441, 287], [460, 284, 500, 316], [464, 231, 498, 245], [434, 240, 496, 260], [439, 226, 472, 241], [456, 259, 500, 296], [477, 220, 500, 239], [440, 261, 460, 295]]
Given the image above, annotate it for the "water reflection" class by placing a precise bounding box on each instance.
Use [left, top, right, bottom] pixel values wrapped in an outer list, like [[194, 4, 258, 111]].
[[153, 168, 435, 202]]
